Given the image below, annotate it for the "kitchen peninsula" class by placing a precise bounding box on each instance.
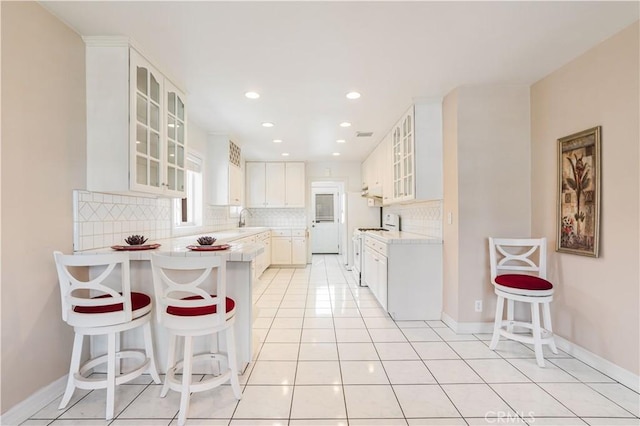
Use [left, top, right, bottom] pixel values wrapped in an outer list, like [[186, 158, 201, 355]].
[[77, 227, 271, 373]]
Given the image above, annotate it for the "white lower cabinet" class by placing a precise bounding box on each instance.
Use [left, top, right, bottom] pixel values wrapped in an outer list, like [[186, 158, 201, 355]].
[[272, 229, 292, 265], [271, 229, 307, 266], [363, 237, 388, 311], [292, 237, 307, 265], [362, 234, 442, 320], [254, 231, 271, 278]]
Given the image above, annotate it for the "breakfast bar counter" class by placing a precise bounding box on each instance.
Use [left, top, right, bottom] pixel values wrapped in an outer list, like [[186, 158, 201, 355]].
[[77, 230, 267, 374]]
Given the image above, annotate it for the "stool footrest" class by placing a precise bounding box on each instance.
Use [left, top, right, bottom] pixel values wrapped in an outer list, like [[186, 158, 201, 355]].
[[165, 352, 233, 395], [74, 350, 150, 390], [498, 324, 554, 346]]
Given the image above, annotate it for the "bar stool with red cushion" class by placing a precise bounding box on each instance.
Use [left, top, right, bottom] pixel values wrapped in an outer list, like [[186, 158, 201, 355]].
[[53, 251, 161, 420], [488, 237, 558, 367], [150, 253, 242, 426]]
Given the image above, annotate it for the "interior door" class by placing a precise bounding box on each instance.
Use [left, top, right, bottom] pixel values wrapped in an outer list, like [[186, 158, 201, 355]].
[[311, 189, 340, 254]]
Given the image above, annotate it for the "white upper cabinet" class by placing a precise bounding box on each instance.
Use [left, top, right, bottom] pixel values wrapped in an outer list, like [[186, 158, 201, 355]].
[[208, 135, 243, 206], [265, 162, 286, 207], [246, 162, 305, 208], [365, 101, 442, 205], [246, 162, 266, 208], [381, 132, 394, 205], [284, 162, 306, 207], [85, 37, 187, 197], [392, 103, 443, 203]]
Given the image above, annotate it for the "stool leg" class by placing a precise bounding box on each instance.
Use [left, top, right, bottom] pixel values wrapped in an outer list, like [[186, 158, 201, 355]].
[[178, 336, 193, 426], [489, 296, 504, 350], [161, 333, 177, 398], [506, 299, 515, 333], [142, 321, 161, 383], [210, 333, 221, 376], [106, 332, 116, 420], [226, 326, 242, 399], [59, 333, 83, 409], [542, 302, 558, 354], [531, 302, 545, 367]]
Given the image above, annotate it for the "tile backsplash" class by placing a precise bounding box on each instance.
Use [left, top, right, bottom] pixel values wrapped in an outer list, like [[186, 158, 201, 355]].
[[383, 200, 442, 238], [73, 190, 236, 251], [246, 208, 307, 227], [73, 189, 438, 251]]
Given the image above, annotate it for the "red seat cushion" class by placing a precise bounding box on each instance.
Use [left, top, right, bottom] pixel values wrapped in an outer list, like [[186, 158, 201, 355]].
[[166, 295, 236, 317], [495, 274, 553, 291], [73, 292, 151, 314]]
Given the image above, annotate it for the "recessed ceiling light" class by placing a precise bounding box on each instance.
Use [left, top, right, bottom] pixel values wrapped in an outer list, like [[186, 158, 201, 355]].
[[281, 152, 290, 157], [346, 91, 361, 100], [332, 152, 341, 156], [273, 139, 283, 143], [245, 91, 260, 99], [340, 122, 351, 128], [262, 122, 274, 128], [336, 139, 346, 144]]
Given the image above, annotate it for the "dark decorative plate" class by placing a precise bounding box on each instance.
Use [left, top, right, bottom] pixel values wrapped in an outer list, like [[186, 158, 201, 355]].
[[186, 244, 231, 251], [111, 243, 161, 251]]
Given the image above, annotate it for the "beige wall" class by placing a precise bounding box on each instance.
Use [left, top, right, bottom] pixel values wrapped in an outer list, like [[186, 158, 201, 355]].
[[443, 85, 531, 323], [1, 2, 87, 413], [531, 22, 639, 375]]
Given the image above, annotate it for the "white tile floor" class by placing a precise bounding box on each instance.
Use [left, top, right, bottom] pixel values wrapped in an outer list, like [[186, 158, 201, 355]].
[[23, 255, 640, 426]]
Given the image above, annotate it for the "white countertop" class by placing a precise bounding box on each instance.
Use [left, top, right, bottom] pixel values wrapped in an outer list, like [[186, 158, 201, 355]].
[[75, 227, 288, 261], [363, 230, 443, 244]]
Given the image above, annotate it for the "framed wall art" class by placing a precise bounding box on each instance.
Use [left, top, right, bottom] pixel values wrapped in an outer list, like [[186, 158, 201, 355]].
[[557, 126, 601, 257]]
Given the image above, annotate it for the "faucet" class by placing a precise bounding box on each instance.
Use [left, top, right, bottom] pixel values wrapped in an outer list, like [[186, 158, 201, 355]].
[[238, 208, 252, 228]]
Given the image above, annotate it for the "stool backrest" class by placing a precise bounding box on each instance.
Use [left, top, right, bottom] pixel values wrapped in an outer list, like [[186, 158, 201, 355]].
[[488, 237, 547, 282], [53, 251, 132, 327], [150, 254, 227, 327]]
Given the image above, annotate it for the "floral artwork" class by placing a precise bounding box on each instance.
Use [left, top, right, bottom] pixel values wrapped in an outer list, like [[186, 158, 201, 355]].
[[557, 126, 601, 257]]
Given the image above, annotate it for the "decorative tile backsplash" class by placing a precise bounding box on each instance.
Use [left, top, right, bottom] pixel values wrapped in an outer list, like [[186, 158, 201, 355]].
[[383, 200, 442, 238], [73, 189, 439, 250], [73, 190, 236, 251], [246, 208, 307, 227]]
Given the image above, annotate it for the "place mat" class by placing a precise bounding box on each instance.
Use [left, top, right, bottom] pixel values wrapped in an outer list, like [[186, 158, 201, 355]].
[[186, 244, 231, 251], [111, 243, 161, 251]]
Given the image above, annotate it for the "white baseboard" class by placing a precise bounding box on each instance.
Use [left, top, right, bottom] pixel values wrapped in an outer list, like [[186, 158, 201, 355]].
[[441, 312, 494, 334], [554, 335, 640, 393], [0, 375, 66, 426], [440, 312, 639, 393]]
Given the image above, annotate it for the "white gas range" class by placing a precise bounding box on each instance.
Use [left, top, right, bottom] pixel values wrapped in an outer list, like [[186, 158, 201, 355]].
[[352, 213, 400, 286]]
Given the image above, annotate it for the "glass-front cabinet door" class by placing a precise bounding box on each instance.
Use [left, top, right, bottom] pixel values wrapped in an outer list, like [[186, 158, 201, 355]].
[[392, 125, 402, 200], [164, 80, 186, 196], [401, 109, 414, 200], [131, 50, 164, 194]]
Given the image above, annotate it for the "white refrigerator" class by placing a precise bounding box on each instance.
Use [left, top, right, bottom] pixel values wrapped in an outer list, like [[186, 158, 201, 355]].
[[344, 191, 381, 267]]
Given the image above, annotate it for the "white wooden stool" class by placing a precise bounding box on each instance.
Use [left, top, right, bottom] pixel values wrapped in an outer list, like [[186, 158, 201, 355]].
[[487, 237, 558, 367], [150, 254, 242, 426], [53, 251, 161, 420]]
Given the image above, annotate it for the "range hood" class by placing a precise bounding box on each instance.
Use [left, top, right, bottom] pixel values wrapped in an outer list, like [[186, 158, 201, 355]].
[[361, 185, 383, 199]]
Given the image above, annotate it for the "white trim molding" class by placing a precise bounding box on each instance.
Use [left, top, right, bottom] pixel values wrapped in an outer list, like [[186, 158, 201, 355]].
[[440, 312, 640, 392], [554, 335, 640, 393], [441, 312, 494, 334], [0, 375, 66, 426]]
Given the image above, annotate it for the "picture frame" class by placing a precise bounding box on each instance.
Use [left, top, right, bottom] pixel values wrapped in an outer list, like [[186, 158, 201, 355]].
[[557, 126, 601, 257]]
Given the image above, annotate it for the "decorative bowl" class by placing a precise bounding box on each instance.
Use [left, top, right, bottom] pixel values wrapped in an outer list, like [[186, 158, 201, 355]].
[[197, 236, 217, 246], [124, 235, 148, 245]]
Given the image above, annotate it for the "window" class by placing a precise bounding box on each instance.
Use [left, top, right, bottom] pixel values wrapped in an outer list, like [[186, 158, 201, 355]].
[[315, 193, 335, 222], [174, 153, 203, 228]]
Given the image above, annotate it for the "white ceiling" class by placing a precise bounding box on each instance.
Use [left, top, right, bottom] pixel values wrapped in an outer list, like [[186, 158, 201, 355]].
[[43, 1, 638, 162]]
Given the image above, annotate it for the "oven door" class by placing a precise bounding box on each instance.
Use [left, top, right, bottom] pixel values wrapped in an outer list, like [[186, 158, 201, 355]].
[[352, 234, 362, 284]]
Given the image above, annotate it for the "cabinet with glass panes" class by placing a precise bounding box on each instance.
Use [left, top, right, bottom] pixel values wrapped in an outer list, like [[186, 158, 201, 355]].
[[85, 37, 186, 197]]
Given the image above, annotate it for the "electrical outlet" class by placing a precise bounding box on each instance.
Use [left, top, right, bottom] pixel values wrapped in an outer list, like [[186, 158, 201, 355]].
[[474, 300, 483, 312]]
